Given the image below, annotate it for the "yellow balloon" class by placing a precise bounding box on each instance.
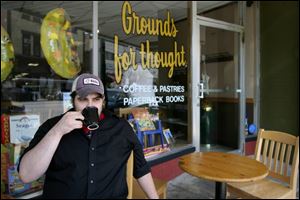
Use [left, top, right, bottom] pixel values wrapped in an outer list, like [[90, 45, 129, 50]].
[[1, 26, 15, 82], [41, 8, 81, 79]]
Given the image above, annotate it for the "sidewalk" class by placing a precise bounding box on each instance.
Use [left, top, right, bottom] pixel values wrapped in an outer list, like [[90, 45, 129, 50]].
[[167, 172, 299, 199], [167, 172, 214, 199]]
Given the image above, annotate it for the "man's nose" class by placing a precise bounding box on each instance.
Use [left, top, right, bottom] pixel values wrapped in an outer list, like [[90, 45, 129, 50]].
[[87, 100, 93, 107]]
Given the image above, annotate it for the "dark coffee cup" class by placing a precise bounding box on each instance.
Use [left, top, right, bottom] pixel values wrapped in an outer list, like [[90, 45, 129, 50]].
[[81, 107, 99, 130]]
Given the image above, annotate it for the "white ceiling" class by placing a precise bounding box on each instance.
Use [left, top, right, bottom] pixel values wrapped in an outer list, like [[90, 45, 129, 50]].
[[1, 1, 231, 46]]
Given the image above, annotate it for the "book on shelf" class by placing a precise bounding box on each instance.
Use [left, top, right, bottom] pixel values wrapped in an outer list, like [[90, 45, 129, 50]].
[[143, 144, 170, 158], [1, 144, 10, 183], [9, 144, 27, 165], [163, 128, 175, 145], [1, 114, 10, 144], [7, 165, 44, 196], [130, 108, 158, 131], [1, 143, 30, 195], [137, 118, 156, 131], [7, 165, 31, 195]]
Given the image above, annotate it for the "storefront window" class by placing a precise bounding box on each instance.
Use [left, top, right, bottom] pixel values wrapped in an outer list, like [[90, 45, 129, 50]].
[[101, 1, 189, 148], [1, 2, 93, 197], [1, 4, 94, 117], [1, 1, 191, 197]]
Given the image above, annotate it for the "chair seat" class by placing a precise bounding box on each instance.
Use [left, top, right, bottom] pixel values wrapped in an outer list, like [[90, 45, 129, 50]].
[[227, 129, 299, 199], [227, 178, 295, 199], [132, 178, 167, 199]]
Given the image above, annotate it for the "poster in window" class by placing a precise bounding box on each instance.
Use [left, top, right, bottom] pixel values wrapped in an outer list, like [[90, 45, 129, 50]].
[[9, 115, 40, 144]]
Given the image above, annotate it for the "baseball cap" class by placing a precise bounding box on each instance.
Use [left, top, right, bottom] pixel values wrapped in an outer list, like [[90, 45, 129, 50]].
[[71, 73, 104, 98]]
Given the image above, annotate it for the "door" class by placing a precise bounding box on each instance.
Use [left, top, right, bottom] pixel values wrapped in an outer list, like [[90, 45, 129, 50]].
[[188, 2, 246, 152], [199, 25, 243, 151]]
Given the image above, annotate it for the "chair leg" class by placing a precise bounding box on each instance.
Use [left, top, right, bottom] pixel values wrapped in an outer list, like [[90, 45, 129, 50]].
[[162, 187, 167, 199], [148, 134, 153, 146], [137, 132, 144, 148], [159, 133, 164, 148]]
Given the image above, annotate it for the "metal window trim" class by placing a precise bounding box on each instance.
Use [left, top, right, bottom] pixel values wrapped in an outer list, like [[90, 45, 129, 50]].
[[189, 1, 201, 152], [196, 15, 244, 33], [254, 1, 261, 132], [92, 1, 99, 76]]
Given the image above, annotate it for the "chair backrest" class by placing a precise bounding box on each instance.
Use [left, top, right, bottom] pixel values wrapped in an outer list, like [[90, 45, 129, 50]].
[[117, 107, 133, 119], [126, 151, 134, 199], [254, 129, 299, 191]]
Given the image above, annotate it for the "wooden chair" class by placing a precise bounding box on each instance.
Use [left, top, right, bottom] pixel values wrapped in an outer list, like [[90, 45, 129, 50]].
[[227, 129, 299, 199], [127, 151, 134, 199], [126, 151, 168, 199]]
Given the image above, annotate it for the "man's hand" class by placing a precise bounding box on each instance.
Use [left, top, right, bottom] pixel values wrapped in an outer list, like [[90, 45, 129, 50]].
[[52, 111, 84, 136]]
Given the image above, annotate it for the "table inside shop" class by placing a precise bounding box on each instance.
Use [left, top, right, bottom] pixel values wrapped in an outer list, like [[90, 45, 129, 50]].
[[179, 152, 269, 199]]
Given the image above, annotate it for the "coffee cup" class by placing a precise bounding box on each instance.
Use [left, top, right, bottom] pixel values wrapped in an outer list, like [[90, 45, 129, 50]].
[[81, 106, 99, 130]]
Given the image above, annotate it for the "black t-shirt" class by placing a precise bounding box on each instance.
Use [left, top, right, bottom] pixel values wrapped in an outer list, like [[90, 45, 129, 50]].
[[18, 109, 150, 199]]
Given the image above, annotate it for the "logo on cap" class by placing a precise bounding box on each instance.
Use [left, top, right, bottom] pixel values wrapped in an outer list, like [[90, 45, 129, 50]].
[[83, 78, 100, 86]]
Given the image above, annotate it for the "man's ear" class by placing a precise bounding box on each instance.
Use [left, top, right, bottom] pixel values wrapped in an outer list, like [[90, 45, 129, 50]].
[[102, 98, 106, 108]]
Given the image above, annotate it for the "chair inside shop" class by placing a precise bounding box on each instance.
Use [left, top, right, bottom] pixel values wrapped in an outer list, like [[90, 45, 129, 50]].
[[117, 107, 164, 148], [227, 129, 299, 199], [132, 118, 164, 148], [126, 151, 167, 199]]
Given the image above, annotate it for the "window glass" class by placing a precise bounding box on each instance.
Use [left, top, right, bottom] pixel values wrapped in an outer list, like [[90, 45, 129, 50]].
[[101, 1, 189, 149], [1, 1, 190, 197], [1, 2, 93, 197], [197, 1, 239, 24]]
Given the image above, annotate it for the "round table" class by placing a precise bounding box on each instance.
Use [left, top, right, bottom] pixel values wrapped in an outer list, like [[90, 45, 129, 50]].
[[179, 152, 269, 199]]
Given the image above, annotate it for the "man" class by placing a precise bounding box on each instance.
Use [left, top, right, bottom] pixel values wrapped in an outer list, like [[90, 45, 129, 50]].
[[18, 73, 159, 199]]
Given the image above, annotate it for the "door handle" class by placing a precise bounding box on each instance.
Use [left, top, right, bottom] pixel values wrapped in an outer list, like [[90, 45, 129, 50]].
[[198, 83, 204, 99]]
